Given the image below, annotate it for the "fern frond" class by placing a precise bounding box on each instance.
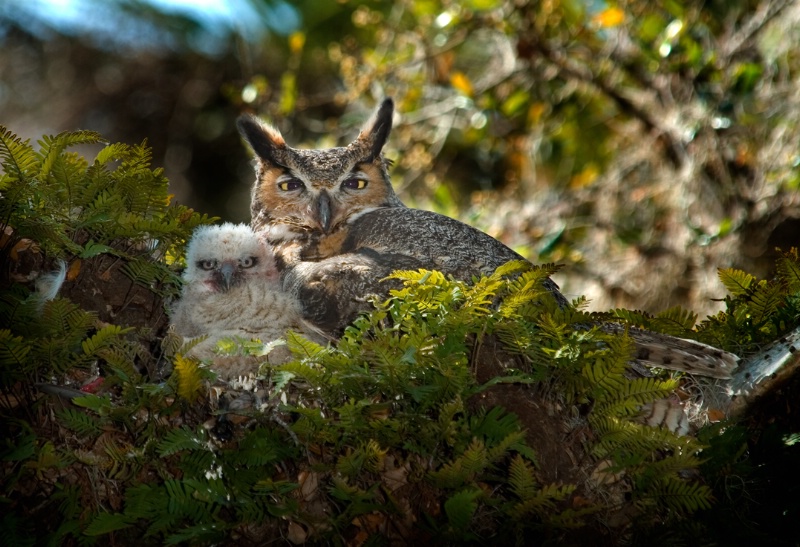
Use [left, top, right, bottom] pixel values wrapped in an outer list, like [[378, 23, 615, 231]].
[[508, 454, 538, 500], [286, 330, 326, 359], [653, 306, 697, 335], [81, 325, 131, 356], [0, 329, 32, 370], [749, 282, 783, 327], [56, 408, 102, 437], [430, 439, 489, 488], [777, 249, 800, 294], [582, 335, 634, 401], [718, 268, 755, 296], [93, 142, 130, 165], [121, 258, 168, 288], [644, 477, 714, 514], [84, 512, 133, 536], [36, 130, 104, 180], [158, 427, 205, 457], [444, 488, 481, 532], [40, 298, 95, 337], [611, 308, 654, 328], [492, 259, 532, 279], [0, 125, 37, 183], [508, 483, 576, 520], [596, 377, 679, 417]]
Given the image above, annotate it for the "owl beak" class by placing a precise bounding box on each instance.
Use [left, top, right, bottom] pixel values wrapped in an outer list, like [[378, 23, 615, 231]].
[[313, 191, 333, 234], [219, 260, 237, 291]]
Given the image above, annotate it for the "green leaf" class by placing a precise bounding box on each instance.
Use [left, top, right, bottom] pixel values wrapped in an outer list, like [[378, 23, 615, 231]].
[[777, 252, 800, 294], [444, 488, 481, 533], [84, 512, 133, 536], [37, 130, 104, 179], [718, 268, 755, 296], [157, 427, 204, 457], [0, 329, 32, 368], [80, 240, 116, 258], [286, 330, 326, 358], [72, 394, 112, 414]]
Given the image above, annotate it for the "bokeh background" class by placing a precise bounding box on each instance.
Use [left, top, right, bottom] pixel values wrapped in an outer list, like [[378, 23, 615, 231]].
[[2, 0, 799, 316]]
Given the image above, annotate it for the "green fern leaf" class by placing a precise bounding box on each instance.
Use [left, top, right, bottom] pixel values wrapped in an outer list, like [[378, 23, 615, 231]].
[[36, 130, 104, 180], [286, 330, 326, 358], [718, 268, 755, 296], [492, 259, 532, 279], [56, 408, 102, 437], [164, 523, 226, 545], [749, 282, 784, 327], [80, 240, 116, 258], [121, 258, 167, 288], [0, 329, 32, 369], [776, 250, 800, 294], [653, 305, 697, 334], [508, 483, 576, 520], [599, 377, 679, 416], [39, 297, 94, 337], [444, 488, 481, 532], [611, 308, 653, 328], [508, 454, 538, 500], [0, 125, 37, 183], [93, 142, 130, 165], [157, 427, 204, 457], [72, 394, 112, 415], [648, 477, 714, 514], [84, 512, 133, 536], [81, 325, 130, 356]]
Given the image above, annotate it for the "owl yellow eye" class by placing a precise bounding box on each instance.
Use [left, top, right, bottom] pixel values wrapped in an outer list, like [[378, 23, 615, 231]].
[[342, 178, 368, 190], [278, 178, 303, 191], [198, 259, 218, 271], [239, 256, 257, 268]]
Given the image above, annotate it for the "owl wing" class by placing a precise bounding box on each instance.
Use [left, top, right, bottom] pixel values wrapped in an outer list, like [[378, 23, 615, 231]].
[[283, 248, 425, 335], [338, 207, 569, 307]]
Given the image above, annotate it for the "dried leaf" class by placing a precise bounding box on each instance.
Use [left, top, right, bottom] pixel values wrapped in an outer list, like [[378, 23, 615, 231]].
[[67, 259, 82, 281], [286, 521, 307, 544]]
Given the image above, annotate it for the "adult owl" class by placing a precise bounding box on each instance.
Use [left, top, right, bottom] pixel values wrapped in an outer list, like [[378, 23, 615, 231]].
[[237, 101, 738, 380], [170, 222, 325, 379], [236, 98, 403, 267], [236, 99, 568, 309]]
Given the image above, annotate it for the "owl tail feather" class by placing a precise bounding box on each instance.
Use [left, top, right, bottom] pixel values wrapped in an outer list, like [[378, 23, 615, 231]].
[[602, 323, 739, 379]]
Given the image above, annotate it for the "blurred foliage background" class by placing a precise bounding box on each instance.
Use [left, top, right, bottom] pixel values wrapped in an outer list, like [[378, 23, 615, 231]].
[[2, 0, 798, 317]]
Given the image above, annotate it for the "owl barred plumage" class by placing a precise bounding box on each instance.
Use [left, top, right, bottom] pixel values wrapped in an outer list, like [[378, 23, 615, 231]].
[[170, 222, 325, 379], [237, 100, 738, 380]]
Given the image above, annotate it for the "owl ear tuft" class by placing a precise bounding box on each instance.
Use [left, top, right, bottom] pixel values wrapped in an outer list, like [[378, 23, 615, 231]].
[[354, 98, 394, 162], [236, 114, 287, 166]]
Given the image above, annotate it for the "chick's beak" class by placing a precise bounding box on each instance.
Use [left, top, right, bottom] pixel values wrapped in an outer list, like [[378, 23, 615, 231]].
[[219, 260, 237, 291]]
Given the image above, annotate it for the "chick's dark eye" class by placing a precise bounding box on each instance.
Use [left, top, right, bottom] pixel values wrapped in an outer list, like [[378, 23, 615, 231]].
[[239, 256, 257, 268], [278, 178, 303, 191], [342, 178, 368, 190], [198, 259, 217, 271]]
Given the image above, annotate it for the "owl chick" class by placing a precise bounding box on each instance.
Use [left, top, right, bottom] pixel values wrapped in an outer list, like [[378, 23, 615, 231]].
[[236, 98, 404, 265], [170, 222, 324, 379]]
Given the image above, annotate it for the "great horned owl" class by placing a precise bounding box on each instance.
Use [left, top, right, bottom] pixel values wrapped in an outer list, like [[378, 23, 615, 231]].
[[237, 102, 738, 380], [170, 222, 325, 379], [236, 98, 404, 266]]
